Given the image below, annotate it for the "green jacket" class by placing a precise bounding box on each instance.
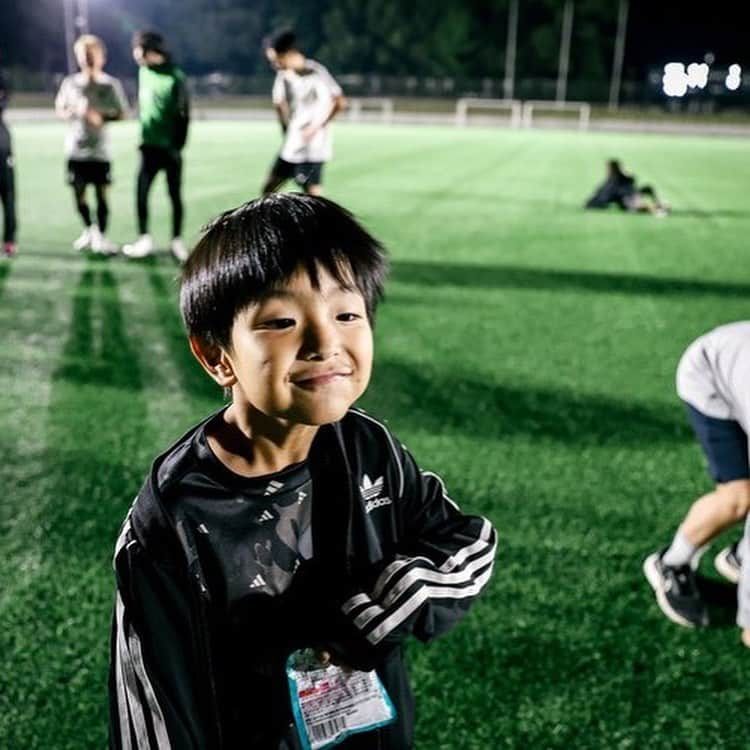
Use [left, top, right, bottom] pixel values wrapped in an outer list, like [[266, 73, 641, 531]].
[[138, 63, 190, 150]]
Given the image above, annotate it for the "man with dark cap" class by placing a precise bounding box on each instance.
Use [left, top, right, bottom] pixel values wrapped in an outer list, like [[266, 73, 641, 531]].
[[123, 31, 190, 263]]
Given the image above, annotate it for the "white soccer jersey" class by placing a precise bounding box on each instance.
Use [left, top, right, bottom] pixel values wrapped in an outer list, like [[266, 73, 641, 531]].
[[676, 320, 750, 433], [55, 72, 128, 161], [272, 59, 342, 164]]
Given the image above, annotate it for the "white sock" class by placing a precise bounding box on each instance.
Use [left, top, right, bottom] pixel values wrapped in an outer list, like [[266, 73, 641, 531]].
[[662, 530, 697, 567]]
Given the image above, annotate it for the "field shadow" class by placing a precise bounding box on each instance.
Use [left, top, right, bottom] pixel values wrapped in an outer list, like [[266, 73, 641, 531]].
[[390, 260, 750, 299], [365, 357, 686, 445], [696, 574, 737, 628], [52, 265, 143, 390], [669, 208, 750, 220], [143, 258, 223, 401]]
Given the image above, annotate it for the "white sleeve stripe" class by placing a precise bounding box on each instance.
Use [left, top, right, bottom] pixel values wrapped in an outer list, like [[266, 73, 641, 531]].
[[366, 564, 495, 645], [114, 595, 134, 750], [115, 592, 172, 749], [372, 556, 434, 601], [351, 540, 496, 633], [341, 592, 371, 615], [354, 411, 404, 498], [439, 519, 494, 573], [421, 470, 461, 511], [113, 519, 132, 570], [128, 625, 172, 749], [116, 595, 150, 749]]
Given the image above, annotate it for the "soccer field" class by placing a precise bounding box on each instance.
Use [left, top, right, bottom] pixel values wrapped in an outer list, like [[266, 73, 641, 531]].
[[1, 119, 749, 748]]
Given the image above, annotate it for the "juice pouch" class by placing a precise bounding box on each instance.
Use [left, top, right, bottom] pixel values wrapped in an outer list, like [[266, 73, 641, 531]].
[[286, 649, 396, 749]]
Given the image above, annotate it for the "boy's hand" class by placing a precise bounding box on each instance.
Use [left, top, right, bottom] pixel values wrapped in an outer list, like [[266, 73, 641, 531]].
[[85, 107, 104, 128], [300, 123, 319, 142], [742, 628, 750, 648], [315, 649, 353, 674]]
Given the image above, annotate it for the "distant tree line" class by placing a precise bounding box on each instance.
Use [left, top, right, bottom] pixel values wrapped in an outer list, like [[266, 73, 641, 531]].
[[1, 0, 622, 84]]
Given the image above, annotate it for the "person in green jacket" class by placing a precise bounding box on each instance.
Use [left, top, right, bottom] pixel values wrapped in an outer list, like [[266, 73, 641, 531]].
[[123, 31, 190, 263]]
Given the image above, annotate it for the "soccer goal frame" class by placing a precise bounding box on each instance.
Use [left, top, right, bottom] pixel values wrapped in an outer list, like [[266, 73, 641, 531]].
[[347, 97, 395, 124], [455, 98, 522, 128], [520, 100, 591, 131]]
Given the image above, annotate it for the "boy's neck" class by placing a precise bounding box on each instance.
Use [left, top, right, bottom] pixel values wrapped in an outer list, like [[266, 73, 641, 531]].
[[206, 402, 319, 478]]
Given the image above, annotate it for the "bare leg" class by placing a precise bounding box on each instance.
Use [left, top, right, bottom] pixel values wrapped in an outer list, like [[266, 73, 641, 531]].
[[679, 479, 750, 548], [262, 172, 286, 195], [305, 183, 323, 196]]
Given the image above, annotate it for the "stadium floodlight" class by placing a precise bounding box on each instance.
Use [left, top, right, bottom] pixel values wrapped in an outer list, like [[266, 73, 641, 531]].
[[686, 62, 709, 89], [662, 62, 688, 97], [725, 64, 742, 91]]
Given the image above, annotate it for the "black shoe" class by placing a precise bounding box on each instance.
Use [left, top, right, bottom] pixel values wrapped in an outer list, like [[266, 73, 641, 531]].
[[714, 542, 742, 584], [643, 550, 709, 628]]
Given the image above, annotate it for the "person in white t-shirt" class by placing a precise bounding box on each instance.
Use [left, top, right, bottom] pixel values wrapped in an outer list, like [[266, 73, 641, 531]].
[[55, 35, 128, 255], [643, 321, 750, 641], [261, 31, 346, 196]]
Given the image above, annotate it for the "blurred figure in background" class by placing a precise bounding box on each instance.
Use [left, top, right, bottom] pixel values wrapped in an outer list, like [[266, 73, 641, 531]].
[[123, 31, 190, 263], [55, 35, 128, 255], [585, 159, 669, 216], [261, 30, 346, 197], [0, 62, 18, 257]]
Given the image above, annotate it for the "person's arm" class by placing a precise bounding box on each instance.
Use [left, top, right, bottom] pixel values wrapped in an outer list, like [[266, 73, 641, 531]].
[[99, 79, 129, 122], [336, 444, 497, 663], [301, 66, 346, 141], [109, 519, 217, 749], [0, 71, 10, 114], [172, 75, 190, 151], [54, 78, 78, 120]]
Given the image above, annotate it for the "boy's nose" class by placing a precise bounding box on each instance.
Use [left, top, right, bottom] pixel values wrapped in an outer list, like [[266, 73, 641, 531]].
[[302, 320, 339, 361]]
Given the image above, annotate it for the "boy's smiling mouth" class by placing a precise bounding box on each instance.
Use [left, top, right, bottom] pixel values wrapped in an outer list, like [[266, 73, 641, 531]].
[[291, 369, 354, 389]]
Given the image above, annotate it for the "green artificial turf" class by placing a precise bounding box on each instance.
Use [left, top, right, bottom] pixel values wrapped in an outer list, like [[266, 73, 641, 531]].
[[1, 120, 749, 748]]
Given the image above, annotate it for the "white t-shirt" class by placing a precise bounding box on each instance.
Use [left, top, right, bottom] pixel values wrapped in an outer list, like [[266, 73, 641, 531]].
[[676, 320, 750, 432], [272, 59, 342, 164], [55, 72, 128, 161]]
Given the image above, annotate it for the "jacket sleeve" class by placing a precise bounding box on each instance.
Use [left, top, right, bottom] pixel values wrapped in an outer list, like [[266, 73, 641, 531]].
[[108, 519, 215, 749], [172, 76, 190, 151], [340, 441, 497, 652]]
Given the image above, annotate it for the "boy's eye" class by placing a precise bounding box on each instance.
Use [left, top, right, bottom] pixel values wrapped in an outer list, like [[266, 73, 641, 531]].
[[337, 312, 362, 322], [258, 318, 295, 330]]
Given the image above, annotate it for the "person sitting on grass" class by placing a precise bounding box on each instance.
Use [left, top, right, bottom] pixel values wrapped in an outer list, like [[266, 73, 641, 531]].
[[644, 321, 750, 636], [108, 193, 497, 749], [585, 159, 669, 216]]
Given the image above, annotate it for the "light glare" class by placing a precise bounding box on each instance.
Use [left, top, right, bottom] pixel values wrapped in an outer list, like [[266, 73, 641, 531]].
[[662, 62, 688, 97], [726, 64, 742, 91]]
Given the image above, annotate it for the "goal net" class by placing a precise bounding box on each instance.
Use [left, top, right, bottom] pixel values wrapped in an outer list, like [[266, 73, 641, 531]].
[[347, 98, 395, 124], [455, 98, 522, 128], [520, 100, 591, 130]]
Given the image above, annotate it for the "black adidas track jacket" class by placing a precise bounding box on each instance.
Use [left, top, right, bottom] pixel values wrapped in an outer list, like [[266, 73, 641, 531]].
[[109, 408, 497, 749]]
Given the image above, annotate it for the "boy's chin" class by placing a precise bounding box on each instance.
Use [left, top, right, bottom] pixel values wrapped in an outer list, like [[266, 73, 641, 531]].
[[288, 401, 354, 426]]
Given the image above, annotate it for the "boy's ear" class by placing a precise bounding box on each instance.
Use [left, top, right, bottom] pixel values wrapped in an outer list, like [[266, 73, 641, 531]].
[[189, 336, 237, 388]]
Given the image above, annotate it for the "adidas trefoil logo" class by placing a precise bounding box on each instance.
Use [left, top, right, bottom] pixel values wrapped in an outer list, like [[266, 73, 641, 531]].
[[250, 573, 267, 589], [257, 509, 274, 523], [264, 480, 284, 496], [361, 474, 392, 514]]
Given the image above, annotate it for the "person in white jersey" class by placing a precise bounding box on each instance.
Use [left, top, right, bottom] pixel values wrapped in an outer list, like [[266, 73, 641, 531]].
[[261, 30, 346, 196], [644, 321, 750, 638], [55, 35, 128, 255]]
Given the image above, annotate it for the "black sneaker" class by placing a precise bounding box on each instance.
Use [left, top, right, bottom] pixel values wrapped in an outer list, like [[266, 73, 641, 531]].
[[643, 550, 709, 628], [714, 542, 742, 584]]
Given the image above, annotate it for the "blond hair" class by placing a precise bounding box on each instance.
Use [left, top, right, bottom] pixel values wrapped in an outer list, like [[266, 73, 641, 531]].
[[73, 34, 106, 58]]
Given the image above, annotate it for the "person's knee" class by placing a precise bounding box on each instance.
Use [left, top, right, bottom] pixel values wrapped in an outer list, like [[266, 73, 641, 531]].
[[717, 480, 750, 520]]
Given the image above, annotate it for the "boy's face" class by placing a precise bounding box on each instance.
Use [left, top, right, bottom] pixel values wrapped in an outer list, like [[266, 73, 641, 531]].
[[76, 44, 104, 73], [274, 49, 304, 71], [226, 264, 373, 426]]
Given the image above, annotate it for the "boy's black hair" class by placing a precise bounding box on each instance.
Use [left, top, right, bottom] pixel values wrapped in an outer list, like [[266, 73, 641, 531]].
[[132, 30, 168, 56], [269, 30, 298, 55], [180, 193, 389, 348]]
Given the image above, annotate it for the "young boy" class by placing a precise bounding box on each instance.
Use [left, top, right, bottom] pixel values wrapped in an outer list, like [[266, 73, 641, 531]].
[[0, 66, 17, 258], [55, 35, 128, 255], [261, 31, 346, 196], [644, 321, 750, 634], [109, 193, 496, 749], [122, 31, 190, 263]]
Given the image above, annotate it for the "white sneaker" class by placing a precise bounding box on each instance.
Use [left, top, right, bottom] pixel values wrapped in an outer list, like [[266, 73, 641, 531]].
[[170, 237, 189, 264], [122, 234, 154, 259], [91, 231, 119, 256], [73, 227, 93, 251]]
